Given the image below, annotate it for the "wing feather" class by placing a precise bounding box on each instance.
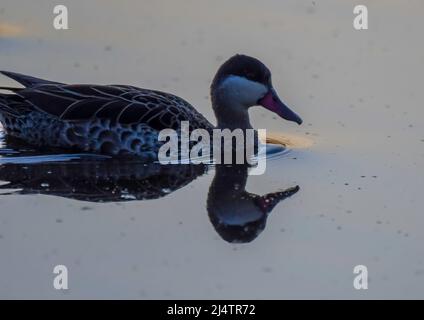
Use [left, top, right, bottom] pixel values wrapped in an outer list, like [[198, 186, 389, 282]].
[[11, 83, 211, 130]]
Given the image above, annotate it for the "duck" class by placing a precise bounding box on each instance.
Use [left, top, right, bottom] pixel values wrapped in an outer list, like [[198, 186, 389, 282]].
[[0, 54, 302, 161]]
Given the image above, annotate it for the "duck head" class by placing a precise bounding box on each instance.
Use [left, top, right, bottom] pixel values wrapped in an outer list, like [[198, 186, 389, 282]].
[[211, 54, 302, 129]]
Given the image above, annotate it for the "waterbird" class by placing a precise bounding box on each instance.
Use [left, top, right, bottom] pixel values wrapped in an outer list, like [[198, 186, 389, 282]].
[[0, 54, 302, 161]]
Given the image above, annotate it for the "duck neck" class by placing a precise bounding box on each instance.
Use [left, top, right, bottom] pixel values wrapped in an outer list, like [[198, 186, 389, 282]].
[[212, 97, 252, 130]]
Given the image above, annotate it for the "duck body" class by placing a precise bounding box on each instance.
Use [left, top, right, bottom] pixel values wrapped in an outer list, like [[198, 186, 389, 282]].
[[0, 54, 302, 161], [0, 71, 213, 161]]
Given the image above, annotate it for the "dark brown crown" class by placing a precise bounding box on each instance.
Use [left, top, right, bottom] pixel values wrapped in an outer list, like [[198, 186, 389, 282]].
[[211, 54, 272, 93]]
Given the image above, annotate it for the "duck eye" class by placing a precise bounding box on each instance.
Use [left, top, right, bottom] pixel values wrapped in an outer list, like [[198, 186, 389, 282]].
[[244, 70, 255, 79]]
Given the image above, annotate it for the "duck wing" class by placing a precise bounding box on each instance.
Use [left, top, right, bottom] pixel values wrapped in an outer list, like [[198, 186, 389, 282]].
[[1, 72, 212, 131]]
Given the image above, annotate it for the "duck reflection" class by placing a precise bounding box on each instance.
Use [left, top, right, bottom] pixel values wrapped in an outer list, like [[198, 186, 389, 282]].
[[0, 160, 207, 202], [208, 165, 299, 243], [0, 141, 299, 243]]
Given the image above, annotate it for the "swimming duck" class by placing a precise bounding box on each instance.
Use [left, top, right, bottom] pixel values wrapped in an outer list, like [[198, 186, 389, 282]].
[[0, 54, 302, 160]]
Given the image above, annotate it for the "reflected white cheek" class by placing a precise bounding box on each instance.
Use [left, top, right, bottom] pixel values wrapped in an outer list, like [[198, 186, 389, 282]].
[[218, 75, 268, 106]]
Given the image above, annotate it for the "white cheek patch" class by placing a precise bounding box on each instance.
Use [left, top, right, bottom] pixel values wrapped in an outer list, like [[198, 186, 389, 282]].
[[219, 75, 268, 106]]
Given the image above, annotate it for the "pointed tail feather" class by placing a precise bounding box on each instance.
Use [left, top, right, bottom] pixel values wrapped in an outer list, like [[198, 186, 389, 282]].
[[0, 86, 21, 92], [0, 71, 62, 87]]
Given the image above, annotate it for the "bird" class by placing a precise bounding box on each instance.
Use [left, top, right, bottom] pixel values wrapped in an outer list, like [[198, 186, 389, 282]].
[[0, 54, 302, 161]]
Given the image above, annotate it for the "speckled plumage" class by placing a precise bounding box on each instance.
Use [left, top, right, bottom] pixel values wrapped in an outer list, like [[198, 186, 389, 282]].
[[0, 71, 213, 160], [0, 55, 303, 160]]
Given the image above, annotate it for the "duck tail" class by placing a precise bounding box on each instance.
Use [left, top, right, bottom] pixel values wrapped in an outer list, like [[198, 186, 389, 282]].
[[0, 92, 21, 117], [0, 86, 21, 92], [1, 70, 60, 87], [0, 74, 28, 117]]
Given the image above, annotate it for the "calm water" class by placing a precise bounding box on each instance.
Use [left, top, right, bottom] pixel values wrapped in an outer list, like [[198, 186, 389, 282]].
[[1, 0, 424, 299]]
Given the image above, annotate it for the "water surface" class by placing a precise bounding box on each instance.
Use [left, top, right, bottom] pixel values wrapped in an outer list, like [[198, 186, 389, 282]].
[[1, 0, 424, 299]]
